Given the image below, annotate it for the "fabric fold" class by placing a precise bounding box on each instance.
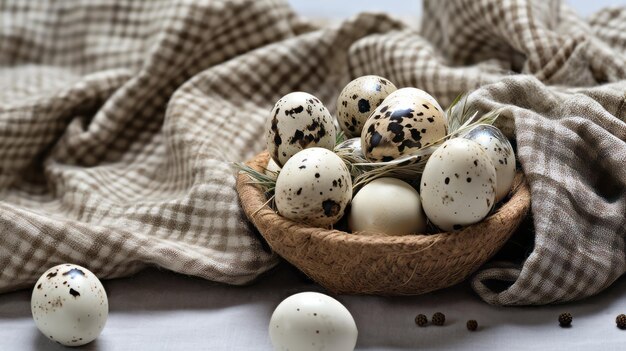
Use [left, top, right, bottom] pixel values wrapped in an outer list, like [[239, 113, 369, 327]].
[[0, 0, 404, 293], [1, 0, 624, 305]]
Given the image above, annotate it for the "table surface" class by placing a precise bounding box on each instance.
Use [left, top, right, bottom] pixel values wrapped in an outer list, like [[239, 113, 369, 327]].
[[1, 263, 625, 351]]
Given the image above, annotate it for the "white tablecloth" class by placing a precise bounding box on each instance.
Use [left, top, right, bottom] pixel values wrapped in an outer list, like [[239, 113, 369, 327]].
[[1, 263, 624, 350]]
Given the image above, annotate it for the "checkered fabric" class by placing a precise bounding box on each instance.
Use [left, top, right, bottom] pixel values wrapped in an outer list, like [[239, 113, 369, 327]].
[[0, 0, 624, 305]]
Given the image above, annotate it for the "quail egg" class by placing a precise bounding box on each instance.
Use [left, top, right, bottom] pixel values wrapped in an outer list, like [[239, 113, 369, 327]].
[[361, 95, 447, 162], [420, 138, 497, 231], [463, 124, 515, 202], [31, 264, 108, 347], [265, 92, 336, 167], [275, 147, 352, 227], [269, 292, 358, 351], [384, 87, 445, 117], [336, 75, 397, 137], [349, 177, 427, 235]]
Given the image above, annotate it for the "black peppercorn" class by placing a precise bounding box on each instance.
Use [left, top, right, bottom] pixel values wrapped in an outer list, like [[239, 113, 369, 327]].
[[616, 314, 626, 329], [432, 312, 445, 326], [415, 314, 428, 327], [466, 320, 478, 331], [558, 312, 572, 327]]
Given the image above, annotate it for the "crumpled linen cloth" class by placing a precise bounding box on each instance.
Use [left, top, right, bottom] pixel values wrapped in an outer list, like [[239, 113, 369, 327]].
[[0, 0, 624, 305]]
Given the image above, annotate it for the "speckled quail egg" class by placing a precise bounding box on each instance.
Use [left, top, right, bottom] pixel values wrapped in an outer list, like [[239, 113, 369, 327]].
[[265, 92, 336, 167], [336, 75, 397, 137], [31, 264, 108, 347], [420, 138, 497, 231], [361, 94, 447, 162], [275, 147, 352, 227], [384, 87, 445, 117], [269, 292, 357, 351], [463, 124, 515, 202], [349, 177, 427, 235]]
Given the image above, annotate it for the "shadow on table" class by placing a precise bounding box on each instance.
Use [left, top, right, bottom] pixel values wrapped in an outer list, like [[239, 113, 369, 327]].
[[32, 332, 102, 351]]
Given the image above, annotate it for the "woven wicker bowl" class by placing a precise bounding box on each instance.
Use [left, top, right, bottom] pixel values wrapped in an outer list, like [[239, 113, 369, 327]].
[[237, 151, 531, 295]]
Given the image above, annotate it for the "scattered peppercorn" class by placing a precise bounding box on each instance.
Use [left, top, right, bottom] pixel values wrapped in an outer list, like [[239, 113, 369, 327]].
[[616, 314, 626, 330], [432, 312, 445, 326], [466, 320, 478, 331], [558, 312, 572, 327], [415, 314, 428, 327]]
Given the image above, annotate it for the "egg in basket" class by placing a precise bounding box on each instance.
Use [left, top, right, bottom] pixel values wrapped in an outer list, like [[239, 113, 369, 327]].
[[236, 76, 530, 295]]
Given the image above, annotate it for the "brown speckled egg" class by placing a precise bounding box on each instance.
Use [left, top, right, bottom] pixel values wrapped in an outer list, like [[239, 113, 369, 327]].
[[420, 138, 497, 231], [336, 76, 397, 137], [265, 92, 336, 167], [361, 96, 447, 162], [31, 264, 108, 347]]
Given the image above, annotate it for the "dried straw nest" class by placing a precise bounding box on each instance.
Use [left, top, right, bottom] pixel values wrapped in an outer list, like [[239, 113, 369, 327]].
[[236, 151, 531, 295]]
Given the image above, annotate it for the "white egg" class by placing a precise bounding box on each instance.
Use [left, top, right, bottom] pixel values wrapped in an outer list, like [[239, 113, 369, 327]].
[[349, 177, 427, 235], [420, 138, 497, 231], [463, 125, 515, 202], [384, 87, 445, 117], [265, 92, 336, 167], [336, 75, 397, 137], [275, 148, 352, 227], [31, 264, 108, 347], [269, 292, 357, 351], [265, 157, 282, 179]]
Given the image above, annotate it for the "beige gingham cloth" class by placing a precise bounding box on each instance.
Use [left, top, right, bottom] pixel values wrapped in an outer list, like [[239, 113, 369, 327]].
[[1, 0, 624, 305]]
